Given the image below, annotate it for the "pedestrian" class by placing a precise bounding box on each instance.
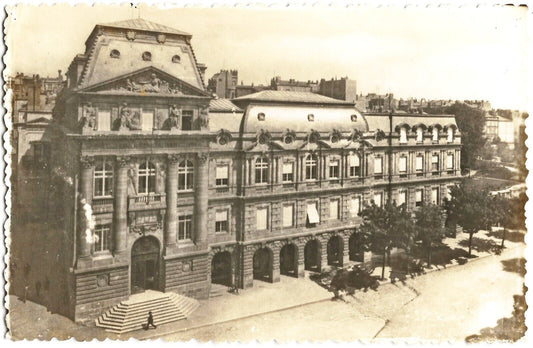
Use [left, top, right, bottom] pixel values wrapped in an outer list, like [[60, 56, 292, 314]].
[[22, 285, 29, 303], [145, 311, 157, 330]]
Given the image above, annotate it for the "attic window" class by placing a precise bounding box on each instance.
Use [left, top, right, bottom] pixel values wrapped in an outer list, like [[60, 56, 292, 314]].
[[172, 55, 181, 63], [257, 112, 266, 121], [110, 49, 120, 58], [142, 51, 152, 61], [308, 114, 315, 122], [283, 135, 294, 144], [350, 114, 358, 122]]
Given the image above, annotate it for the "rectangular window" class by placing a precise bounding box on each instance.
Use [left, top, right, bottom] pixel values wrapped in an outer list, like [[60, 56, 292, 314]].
[[97, 110, 111, 131], [182, 110, 193, 130], [431, 187, 439, 205], [416, 155, 424, 174], [350, 197, 361, 217], [256, 207, 269, 231], [374, 192, 383, 207], [447, 154, 455, 169], [141, 110, 154, 131], [432, 128, 439, 141], [415, 189, 423, 207], [329, 160, 339, 179], [447, 128, 454, 142], [306, 202, 320, 225], [416, 128, 423, 142], [94, 224, 111, 252], [374, 157, 383, 175], [215, 210, 228, 233], [282, 204, 294, 228], [349, 154, 360, 177], [282, 162, 294, 182], [94, 159, 113, 197], [329, 199, 339, 220], [399, 156, 407, 173], [178, 215, 193, 240], [398, 190, 407, 206], [215, 165, 229, 186], [432, 155, 439, 172]]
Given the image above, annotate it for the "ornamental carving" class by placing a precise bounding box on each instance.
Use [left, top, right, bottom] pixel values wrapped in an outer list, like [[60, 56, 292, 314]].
[[375, 129, 386, 142], [156, 33, 166, 44], [216, 129, 232, 146], [307, 129, 321, 143], [168, 154, 180, 164], [114, 73, 184, 95], [330, 129, 342, 143], [282, 129, 296, 144], [80, 156, 94, 169], [126, 30, 136, 41], [116, 156, 131, 168], [198, 153, 209, 164], [256, 129, 272, 145], [115, 103, 140, 131], [167, 105, 180, 130], [81, 102, 96, 130], [96, 274, 110, 287], [350, 129, 363, 142]]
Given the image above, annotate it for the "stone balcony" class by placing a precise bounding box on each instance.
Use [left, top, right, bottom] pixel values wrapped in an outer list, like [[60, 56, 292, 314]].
[[128, 193, 167, 211]]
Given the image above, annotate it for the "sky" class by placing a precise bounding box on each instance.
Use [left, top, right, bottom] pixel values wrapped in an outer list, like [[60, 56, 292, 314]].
[[5, 3, 530, 110]]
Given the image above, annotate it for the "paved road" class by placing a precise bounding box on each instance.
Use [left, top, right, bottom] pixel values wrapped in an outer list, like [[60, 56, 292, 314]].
[[161, 246, 525, 342]]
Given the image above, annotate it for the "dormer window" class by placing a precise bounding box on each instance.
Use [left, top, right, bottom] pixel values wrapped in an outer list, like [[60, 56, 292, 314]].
[[400, 127, 407, 143], [308, 114, 315, 122], [257, 112, 265, 121], [447, 128, 454, 142], [350, 114, 358, 122], [432, 127, 439, 141], [110, 49, 120, 58], [172, 55, 181, 63], [416, 127, 423, 142], [142, 51, 152, 61]]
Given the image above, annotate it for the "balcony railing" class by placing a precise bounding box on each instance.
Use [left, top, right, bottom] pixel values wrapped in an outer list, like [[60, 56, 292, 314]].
[[128, 193, 166, 211], [92, 196, 113, 213]]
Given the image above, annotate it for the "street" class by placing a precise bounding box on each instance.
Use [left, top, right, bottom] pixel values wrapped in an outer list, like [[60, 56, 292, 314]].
[[161, 245, 525, 342]]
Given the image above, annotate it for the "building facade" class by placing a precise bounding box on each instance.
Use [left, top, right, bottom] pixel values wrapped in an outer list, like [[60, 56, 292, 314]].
[[318, 77, 357, 102], [207, 69, 238, 99], [13, 18, 462, 323]]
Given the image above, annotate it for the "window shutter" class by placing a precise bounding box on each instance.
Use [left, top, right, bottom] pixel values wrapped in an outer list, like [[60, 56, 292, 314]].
[[398, 191, 407, 206], [349, 154, 360, 167], [307, 203, 320, 224], [215, 210, 228, 222], [447, 155, 454, 169], [282, 205, 293, 227], [432, 188, 439, 204], [399, 157, 407, 172], [416, 156, 423, 170], [329, 200, 339, 220], [282, 162, 293, 174], [216, 165, 228, 179], [256, 207, 268, 230], [374, 157, 383, 174], [373, 193, 382, 207], [416, 190, 423, 202], [400, 128, 407, 143]]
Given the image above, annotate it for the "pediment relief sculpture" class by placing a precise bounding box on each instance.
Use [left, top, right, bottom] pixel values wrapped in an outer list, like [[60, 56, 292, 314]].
[[81, 102, 97, 130]]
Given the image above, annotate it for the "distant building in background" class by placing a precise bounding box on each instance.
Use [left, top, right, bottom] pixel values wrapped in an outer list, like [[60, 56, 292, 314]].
[[235, 83, 270, 98], [398, 98, 429, 112], [270, 76, 319, 92], [355, 93, 397, 112], [318, 77, 357, 102], [463, 100, 492, 111], [207, 69, 238, 98]]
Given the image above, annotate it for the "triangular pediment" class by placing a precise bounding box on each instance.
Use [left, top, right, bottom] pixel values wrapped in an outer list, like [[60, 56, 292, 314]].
[[79, 66, 210, 97]]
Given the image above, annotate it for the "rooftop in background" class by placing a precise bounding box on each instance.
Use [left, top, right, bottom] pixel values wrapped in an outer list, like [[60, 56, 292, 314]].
[[97, 18, 192, 38], [209, 98, 242, 113], [233, 90, 354, 105]]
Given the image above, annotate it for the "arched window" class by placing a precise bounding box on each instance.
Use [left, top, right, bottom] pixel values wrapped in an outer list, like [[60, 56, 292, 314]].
[[400, 127, 407, 143], [416, 127, 423, 142], [432, 127, 439, 141], [178, 160, 194, 191], [138, 160, 156, 194], [447, 127, 454, 142], [305, 154, 318, 180], [172, 54, 181, 63], [94, 159, 113, 197], [255, 157, 269, 184]]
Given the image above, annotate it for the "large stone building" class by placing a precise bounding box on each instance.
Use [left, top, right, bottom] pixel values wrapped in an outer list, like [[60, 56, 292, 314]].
[[12, 18, 462, 323]]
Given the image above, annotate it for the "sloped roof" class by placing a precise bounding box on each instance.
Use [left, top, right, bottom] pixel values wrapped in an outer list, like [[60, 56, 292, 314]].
[[364, 113, 458, 132], [98, 18, 191, 37], [233, 90, 353, 105], [209, 99, 242, 112]]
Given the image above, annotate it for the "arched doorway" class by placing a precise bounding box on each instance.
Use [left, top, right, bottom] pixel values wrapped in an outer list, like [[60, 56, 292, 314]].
[[211, 251, 232, 286], [131, 236, 160, 294], [280, 244, 298, 277], [253, 247, 273, 282], [304, 239, 321, 272], [327, 236, 344, 267], [349, 233, 364, 262]]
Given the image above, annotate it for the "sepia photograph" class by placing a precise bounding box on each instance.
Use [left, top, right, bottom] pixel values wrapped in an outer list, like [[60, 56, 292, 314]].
[[2, 1, 530, 343]]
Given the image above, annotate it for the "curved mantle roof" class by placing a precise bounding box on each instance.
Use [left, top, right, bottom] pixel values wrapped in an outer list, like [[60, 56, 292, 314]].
[[97, 18, 192, 38]]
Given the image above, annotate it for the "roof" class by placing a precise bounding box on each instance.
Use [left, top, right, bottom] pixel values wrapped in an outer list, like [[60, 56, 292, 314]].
[[98, 18, 191, 37], [364, 113, 458, 132], [233, 90, 353, 105], [209, 99, 242, 112]]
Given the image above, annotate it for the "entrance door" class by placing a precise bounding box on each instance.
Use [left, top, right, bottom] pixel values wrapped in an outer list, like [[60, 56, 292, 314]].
[[131, 237, 160, 294]]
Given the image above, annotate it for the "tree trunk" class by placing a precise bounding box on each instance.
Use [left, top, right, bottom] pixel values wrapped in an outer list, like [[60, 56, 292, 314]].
[[427, 247, 432, 267], [468, 232, 474, 256], [381, 249, 386, 280], [501, 228, 506, 248]]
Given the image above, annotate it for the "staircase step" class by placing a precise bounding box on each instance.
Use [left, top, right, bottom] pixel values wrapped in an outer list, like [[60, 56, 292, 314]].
[[95, 291, 200, 333]]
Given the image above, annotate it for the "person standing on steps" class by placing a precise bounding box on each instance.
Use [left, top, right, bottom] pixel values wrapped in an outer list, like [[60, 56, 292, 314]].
[[145, 311, 157, 330]]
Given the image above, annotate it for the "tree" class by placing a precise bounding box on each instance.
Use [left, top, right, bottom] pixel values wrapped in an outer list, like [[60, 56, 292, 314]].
[[359, 202, 415, 279], [444, 102, 487, 172], [446, 182, 491, 256], [414, 204, 445, 266], [490, 193, 526, 247]]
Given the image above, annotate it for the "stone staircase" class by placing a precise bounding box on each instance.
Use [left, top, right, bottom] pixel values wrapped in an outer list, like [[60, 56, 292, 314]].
[[95, 290, 199, 334]]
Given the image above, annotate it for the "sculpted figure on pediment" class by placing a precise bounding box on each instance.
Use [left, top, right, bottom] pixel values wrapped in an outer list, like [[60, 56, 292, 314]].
[[167, 105, 180, 130], [82, 102, 96, 130]]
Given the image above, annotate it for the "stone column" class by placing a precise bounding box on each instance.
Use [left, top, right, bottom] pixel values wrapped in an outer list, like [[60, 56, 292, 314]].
[[78, 156, 94, 258], [194, 153, 209, 246], [114, 156, 130, 254], [165, 155, 179, 248]]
